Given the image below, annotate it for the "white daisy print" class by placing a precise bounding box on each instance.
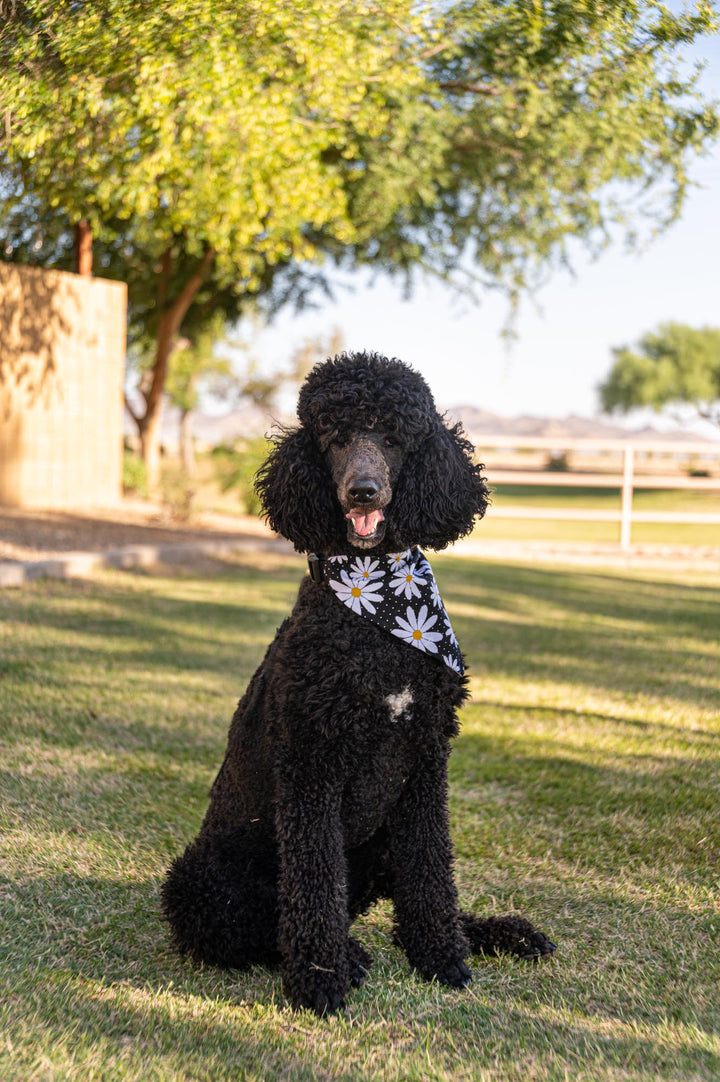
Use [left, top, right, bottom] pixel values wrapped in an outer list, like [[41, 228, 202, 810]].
[[390, 566, 427, 600], [329, 571, 384, 615], [429, 579, 443, 608], [392, 605, 444, 654], [349, 556, 385, 583], [320, 549, 465, 675]]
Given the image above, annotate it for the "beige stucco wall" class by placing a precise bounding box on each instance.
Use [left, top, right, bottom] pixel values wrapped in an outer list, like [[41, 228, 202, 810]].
[[0, 263, 127, 509]]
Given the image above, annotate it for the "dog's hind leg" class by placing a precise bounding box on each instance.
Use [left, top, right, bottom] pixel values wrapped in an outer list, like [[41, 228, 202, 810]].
[[161, 836, 280, 969], [458, 911, 556, 961]]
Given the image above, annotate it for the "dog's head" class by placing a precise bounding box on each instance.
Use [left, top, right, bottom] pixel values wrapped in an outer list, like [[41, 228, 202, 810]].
[[255, 351, 489, 554]]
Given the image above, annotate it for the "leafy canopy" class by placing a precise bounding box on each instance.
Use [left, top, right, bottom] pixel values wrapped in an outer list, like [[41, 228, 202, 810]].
[[1, 0, 430, 282], [599, 323, 720, 427], [1, 0, 719, 473], [346, 1, 720, 296], [1, 0, 718, 306]]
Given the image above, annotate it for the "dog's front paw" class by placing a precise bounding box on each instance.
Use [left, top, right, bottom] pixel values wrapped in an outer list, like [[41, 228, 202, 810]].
[[429, 957, 473, 988], [409, 948, 472, 989], [284, 962, 350, 1017]]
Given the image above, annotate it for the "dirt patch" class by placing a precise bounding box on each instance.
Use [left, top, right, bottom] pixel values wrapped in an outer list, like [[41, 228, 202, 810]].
[[2, 500, 718, 573], [0, 500, 276, 562]]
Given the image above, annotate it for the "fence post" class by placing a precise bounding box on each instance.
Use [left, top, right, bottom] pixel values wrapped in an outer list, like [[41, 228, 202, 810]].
[[620, 444, 635, 551]]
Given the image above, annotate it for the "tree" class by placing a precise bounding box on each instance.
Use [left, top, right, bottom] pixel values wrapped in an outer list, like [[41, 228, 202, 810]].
[[160, 313, 240, 477], [2, 2, 718, 483], [1, 0, 427, 483], [599, 322, 720, 428], [159, 315, 343, 475]]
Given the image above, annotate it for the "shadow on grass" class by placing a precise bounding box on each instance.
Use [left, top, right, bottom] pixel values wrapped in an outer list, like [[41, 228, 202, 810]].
[[440, 560, 720, 637], [2, 866, 719, 1081], [2, 559, 720, 1077], [1, 559, 300, 684], [3, 560, 718, 722], [436, 562, 720, 711]]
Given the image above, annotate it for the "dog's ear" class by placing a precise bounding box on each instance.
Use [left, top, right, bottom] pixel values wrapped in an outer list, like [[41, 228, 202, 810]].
[[254, 427, 345, 553], [390, 419, 490, 550]]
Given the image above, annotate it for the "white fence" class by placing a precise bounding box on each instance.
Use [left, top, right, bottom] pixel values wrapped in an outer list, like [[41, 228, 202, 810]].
[[474, 436, 720, 550]]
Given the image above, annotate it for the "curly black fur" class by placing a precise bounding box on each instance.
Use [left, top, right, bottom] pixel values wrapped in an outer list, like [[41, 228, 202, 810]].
[[162, 351, 555, 1015], [256, 351, 489, 553]]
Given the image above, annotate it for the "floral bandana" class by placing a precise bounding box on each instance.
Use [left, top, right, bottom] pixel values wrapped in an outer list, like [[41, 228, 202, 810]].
[[310, 548, 464, 674]]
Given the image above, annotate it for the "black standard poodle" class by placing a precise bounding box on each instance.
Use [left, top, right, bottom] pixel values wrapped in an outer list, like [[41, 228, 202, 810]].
[[162, 351, 555, 1015]]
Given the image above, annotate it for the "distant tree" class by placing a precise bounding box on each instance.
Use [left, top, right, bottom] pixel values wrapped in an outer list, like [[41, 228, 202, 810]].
[[208, 328, 344, 514], [160, 319, 343, 475], [2, 2, 718, 483], [284, 327, 345, 393], [599, 323, 720, 429], [160, 314, 241, 477]]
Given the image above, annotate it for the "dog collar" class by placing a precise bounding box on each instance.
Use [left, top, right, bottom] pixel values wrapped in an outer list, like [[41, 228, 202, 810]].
[[308, 548, 464, 674]]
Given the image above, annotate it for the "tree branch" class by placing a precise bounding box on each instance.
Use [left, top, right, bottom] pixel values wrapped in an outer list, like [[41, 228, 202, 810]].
[[166, 246, 216, 337], [124, 392, 141, 427], [157, 247, 173, 311], [142, 246, 217, 424]]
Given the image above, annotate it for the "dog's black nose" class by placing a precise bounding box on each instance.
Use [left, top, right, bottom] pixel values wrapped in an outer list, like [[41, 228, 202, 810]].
[[348, 480, 379, 504]]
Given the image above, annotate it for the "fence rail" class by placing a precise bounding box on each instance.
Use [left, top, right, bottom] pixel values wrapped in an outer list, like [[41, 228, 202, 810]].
[[473, 436, 720, 550]]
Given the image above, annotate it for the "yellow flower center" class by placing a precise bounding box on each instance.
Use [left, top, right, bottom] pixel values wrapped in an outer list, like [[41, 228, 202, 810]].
[[412, 629, 423, 640], [351, 587, 361, 598], [405, 574, 413, 582]]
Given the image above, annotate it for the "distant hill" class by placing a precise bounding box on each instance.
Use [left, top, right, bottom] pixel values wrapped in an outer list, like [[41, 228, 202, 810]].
[[446, 405, 717, 444], [124, 399, 290, 449], [124, 397, 718, 450]]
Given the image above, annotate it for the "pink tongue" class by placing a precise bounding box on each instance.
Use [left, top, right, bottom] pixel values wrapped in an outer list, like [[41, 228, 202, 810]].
[[346, 508, 385, 536]]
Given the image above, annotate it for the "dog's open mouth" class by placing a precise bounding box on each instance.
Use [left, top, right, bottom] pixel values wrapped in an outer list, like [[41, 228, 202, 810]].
[[345, 507, 386, 545]]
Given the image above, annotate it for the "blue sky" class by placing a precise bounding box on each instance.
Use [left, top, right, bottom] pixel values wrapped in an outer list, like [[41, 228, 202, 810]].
[[248, 19, 720, 431]]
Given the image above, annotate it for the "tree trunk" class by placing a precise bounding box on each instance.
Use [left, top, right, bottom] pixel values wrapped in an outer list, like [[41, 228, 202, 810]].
[[74, 220, 93, 276], [140, 310, 174, 490], [138, 405, 163, 492], [138, 245, 215, 490], [179, 408, 195, 476]]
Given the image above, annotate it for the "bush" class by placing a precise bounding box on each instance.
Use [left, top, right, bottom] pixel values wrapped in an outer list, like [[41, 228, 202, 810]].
[[545, 449, 571, 472], [687, 457, 711, 478], [211, 438, 272, 516], [122, 451, 148, 497], [159, 465, 196, 522]]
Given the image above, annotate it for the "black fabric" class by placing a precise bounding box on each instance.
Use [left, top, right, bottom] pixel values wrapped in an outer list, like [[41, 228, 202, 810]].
[[315, 548, 464, 674]]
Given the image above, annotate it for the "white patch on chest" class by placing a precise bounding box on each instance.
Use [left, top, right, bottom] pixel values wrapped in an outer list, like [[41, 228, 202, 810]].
[[385, 686, 414, 721]]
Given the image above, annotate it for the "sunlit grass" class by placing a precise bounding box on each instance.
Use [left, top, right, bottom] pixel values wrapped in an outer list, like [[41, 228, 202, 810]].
[[1, 554, 719, 1080], [478, 484, 720, 545], [491, 484, 720, 512]]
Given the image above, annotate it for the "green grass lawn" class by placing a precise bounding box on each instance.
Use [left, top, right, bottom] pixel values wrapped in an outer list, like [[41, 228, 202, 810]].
[[490, 484, 720, 512], [479, 485, 720, 546], [1, 554, 719, 1081]]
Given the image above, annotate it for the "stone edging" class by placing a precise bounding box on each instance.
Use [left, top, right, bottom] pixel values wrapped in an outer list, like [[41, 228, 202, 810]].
[[0, 536, 291, 587], [2, 534, 718, 587]]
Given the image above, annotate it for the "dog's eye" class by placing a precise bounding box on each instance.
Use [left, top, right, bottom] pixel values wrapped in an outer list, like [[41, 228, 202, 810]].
[[384, 436, 399, 448]]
